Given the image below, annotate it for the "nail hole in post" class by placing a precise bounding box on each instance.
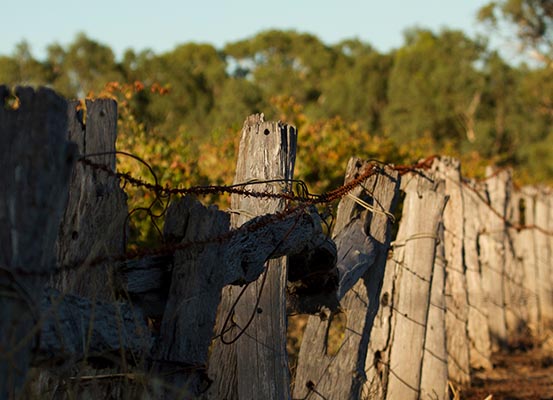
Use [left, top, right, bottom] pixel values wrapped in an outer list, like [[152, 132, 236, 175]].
[[263, 128, 270, 135]]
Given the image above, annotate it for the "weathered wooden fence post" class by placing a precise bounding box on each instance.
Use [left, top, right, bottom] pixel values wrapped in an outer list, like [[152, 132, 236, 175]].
[[480, 169, 509, 349], [504, 187, 530, 336], [54, 99, 128, 300], [432, 157, 471, 386], [364, 170, 447, 400], [33, 98, 133, 399], [419, 221, 448, 399], [153, 197, 230, 398], [534, 187, 553, 330], [462, 179, 493, 370], [293, 159, 400, 400], [518, 187, 541, 335], [0, 86, 76, 398], [208, 114, 297, 399]]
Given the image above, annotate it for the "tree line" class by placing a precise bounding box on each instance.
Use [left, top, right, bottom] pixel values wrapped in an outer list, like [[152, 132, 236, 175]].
[[1, 0, 552, 191]]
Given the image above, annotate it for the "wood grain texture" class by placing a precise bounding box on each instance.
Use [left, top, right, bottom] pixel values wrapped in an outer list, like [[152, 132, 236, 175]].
[[432, 157, 471, 386], [293, 159, 400, 400], [420, 221, 448, 400], [0, 86, 76, 397], [534, 187, 553, 329], [54, 99, 128, 300], [207, 114, 296, 400], [382, 171, 447, 400], [518, 187, 541, 334], [504, 188, 530, 336], [36, 287, 150, 364], [462, 179, 493, 370], [479, 169, 509, 349]]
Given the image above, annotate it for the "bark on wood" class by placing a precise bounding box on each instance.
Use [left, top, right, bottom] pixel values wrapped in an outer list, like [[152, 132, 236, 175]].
[[364, 171, 447, 400], [207, 114, 297, 400], [431, 157, 471, 386], [0, 86, 76, 398], [54, 99, 128, 300], [293, 159, 400, 400], [462, 179, 493, 370], [479, 169, 509, 349]]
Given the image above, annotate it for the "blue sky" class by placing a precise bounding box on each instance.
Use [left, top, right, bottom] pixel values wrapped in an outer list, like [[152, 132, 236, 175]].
[[1, 0, 503, 59]]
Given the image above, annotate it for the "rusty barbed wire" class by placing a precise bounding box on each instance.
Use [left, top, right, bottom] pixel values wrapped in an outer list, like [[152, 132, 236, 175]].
[[10, 153, 553, 278]]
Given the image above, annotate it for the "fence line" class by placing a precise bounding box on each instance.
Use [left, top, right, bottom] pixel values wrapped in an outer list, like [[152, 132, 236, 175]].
[[1, 86, 553, 399]]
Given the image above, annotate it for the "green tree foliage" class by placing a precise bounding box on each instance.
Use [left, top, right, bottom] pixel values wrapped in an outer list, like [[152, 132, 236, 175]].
[[224, 30, 336, 108], [478, 0, 553, 63], [384, 29, 486, 147], [1, 26, 552, 194], [317, 40, 392, 132]]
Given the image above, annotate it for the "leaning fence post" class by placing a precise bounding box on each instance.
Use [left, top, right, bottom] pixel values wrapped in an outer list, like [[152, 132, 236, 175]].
[[0, 86, 76, 398], [207, 114, 297, 400], [293, 159, 400, 400]]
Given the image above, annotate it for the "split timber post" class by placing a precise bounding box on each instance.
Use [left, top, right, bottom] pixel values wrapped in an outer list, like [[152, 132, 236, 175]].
[[504, 188, 530, 336], [479, 169, 509, 349], [293, 158, 400, 400], [534, 187, 553, 330], [462, 179, 493, 370], [363, 170, 448, 400], [53, 99, 128, 300], [0, 86, 76, 398], [518, 187, 541, 335], [208, 114, 297, 399], [431, 157, 471, 386], [35, 98, 133, 399]]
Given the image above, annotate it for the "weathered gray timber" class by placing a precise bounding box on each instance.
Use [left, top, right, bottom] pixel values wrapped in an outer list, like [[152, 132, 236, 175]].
[[364, 171, 447, 400], [518, 187, 541, 334], [462, 179, 493, 370], [34, 98, 131, 399], [293, 159, 400, 400], [362, 248, 396, 399], [363, 172, 447, 400], [432, 157, 471, 386], [152, 196, 333, 398], [153, 196, 230, 398], [35, 287, 150, 365], [534, 187, 553, 328], [208, 114, 297, 400], [0, 86, 76, 398], [120, 205, 332, 314], [479, 169, 509, 349], [54, 99, 128, 300], [546, 188, 553, 329], [504, 189, 529, 335], [420, 221, 448, 400]]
